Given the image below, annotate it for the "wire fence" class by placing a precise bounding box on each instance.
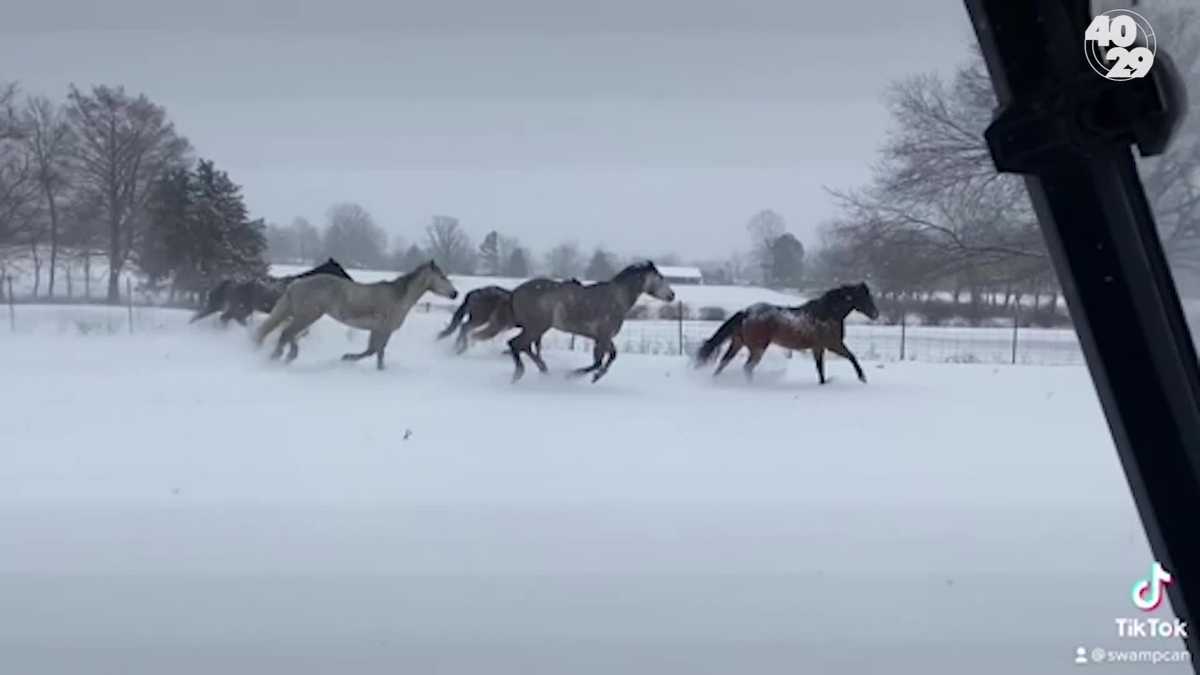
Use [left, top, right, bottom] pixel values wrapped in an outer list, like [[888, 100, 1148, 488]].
[[526, 317, 1083, 366], [3, 281, 1086, 366], [412, 301, 1085, 366]]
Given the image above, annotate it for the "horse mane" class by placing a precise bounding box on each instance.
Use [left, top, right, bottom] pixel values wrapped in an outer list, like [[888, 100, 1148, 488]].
[[612, 261, 657, 282], [816, 283, 862, 302], [794, 283, 863, 319]]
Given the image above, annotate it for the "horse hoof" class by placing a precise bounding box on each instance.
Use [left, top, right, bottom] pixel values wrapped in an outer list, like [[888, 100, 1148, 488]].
[[859, 376, 868, 383], [341, 354, 356, 361]]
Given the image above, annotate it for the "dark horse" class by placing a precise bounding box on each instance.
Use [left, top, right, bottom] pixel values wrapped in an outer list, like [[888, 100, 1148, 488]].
[[437, 285, 519, 354], [695, 282, 879, 384], [507, 262, 676, 383], [191, 259, 352, 325], [437, 279, 582, 355]]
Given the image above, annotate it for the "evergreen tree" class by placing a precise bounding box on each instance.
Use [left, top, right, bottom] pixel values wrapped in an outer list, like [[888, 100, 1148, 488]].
[[503, 247, 531, 277], [399, 243, 427, 272], [584, 248, 616, 280], [192, 159, 267, 280], [140, 168, 194, 288], [478, 230, 501, 275], [768, 233, 805, 288], [139, 159, 267, 294]]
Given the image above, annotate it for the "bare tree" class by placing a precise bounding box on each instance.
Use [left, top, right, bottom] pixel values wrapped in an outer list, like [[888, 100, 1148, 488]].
[[725, 250, 749, 285], [424, 215, 475, 273], [323, 202, 387, 268], [1134, 4, 1200, 288], [66, 85, 190, 302], [816, 55, 1052, 302], [746, 209, 786, 283], [291, 216, 322, 262], [0, 83, 38, 251], [265, 222, 297, 263], [22, 96, 74, 295], [386, 232, 409, 270]]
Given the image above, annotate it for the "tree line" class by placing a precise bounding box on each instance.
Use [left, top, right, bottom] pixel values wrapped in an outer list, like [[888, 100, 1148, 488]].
[[266, 204, 809, 288], [0, 82, 267, 303]]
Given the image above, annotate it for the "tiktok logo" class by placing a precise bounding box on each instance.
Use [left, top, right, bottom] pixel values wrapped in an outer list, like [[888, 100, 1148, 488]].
[[1132, 562, 1173, 612]]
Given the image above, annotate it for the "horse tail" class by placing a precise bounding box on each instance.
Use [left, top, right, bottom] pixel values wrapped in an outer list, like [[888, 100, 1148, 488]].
[[437, 292, 472, 340], [696, 310, 746, 365], [255, 287, 293, 346], [191, 280, 231, 323]]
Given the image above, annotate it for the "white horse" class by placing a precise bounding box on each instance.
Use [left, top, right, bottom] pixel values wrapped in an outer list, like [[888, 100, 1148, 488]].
[[255, 260, 458, 370]]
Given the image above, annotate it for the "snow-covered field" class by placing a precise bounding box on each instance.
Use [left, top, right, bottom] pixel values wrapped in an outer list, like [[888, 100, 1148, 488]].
[[0, 305, 1182, 674]]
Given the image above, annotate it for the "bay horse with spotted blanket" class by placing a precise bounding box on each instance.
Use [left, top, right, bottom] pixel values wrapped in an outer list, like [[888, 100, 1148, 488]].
[[695, 282, 879, 384]]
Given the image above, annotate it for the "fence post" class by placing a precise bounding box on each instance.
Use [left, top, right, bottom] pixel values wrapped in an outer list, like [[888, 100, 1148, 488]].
[[1011, 303, 1019, 365], [899, 313, 907, 361], [677, 301, 684, 355], [6, 275, 14, 332], [126, 277, 134, 334]]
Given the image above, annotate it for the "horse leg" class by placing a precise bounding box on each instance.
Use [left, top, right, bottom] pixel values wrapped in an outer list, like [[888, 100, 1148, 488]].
[[271, 320, 293, 360], [274, 324, 301, 362], [375, 332, 393, 371], [813, 347, 827, 384], [343, 329, 385, 363], [455, 323, 471, 354], [713, 335, 743, 376], [280, 313, 322, 364], [507, 333, 530, 382], [592, 340, 618, 383], [572, 341, 606, 377], [829, 342, 867, 383], [529, 343, 549, 373], [743, 346, 766, 382]]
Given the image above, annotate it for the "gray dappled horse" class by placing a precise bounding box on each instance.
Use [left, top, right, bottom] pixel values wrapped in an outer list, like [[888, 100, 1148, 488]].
[[255, 260, 458, 370], [507, 262, 676, 383], [438, 279, 582, 355]]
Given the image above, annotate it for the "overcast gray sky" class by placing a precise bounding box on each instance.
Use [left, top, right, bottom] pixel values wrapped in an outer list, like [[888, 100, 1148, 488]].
[[3, 0, 972, 261]]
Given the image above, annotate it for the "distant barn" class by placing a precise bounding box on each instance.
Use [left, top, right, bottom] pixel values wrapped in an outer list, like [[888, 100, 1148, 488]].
[[657, 266, 704, 286]]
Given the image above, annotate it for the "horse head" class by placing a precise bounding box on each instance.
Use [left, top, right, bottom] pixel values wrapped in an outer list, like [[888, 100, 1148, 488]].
[[848, 282, 879, 320], [620, 261, 675, 303], [421, 260, 459, 300]]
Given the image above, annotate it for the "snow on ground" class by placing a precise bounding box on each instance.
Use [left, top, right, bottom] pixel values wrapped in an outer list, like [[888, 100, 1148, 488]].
[[0, 306, 1181, 674]]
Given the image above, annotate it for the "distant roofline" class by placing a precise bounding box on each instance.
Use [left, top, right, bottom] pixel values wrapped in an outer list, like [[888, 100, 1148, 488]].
[[657, 265, 703, 278]]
